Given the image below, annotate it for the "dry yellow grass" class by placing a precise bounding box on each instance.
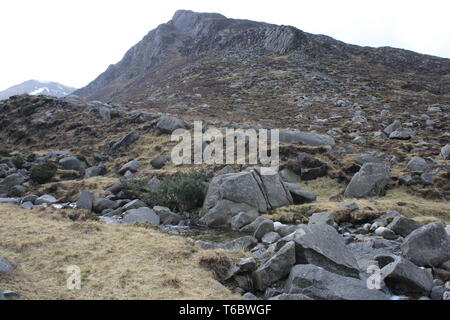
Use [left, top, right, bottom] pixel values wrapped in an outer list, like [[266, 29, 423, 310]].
[[35, 176, 118, 202], [268, 177, 450, 224], [0, 204, 240, 300]]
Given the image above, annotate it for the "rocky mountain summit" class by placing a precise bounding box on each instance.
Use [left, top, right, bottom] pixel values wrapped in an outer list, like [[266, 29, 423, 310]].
[[74, 10, 450, 129], [1, 10, 450, 300], [0, 80, 76, 101]]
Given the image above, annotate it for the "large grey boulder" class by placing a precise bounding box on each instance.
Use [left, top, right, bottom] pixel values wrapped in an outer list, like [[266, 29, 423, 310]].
[[118, 160, 141, 175], [98, 107, 111, 121], [156, 115, 187, 134], [122, 207, 160, 225], [204, 172, 267, 212], [279, 129, 335, 147], [294, 224, 360, 278], [109, 131, 139, 151], [386, 216, 422, 237], [381, 257, 433, 297], [344, 162, 390, 198], [389, 128, 415, 140], [151, 155, 171, 169], [383, 120, 401, 136], [285, 264, 387, 300], [0, 258, 13, 277], [252, 241, 296, 291], [92, 198, 118, 213], [401, 222, 450, 267], [201, 200, 259, 228], [84, 164, 107, 178], [0, 173, 27, 196], [200, 170, 292, 227], [256, 170, 294, 209], [253, 220, 274, 240], [279, 169, 301, 183], [240, 216, 273, 233], [230, 208, 259, 230], [76, 190, 95, 210], [355, 154, 383, 165], [441, 144, 450, 160], [153, 206, 182, 225], [285, 183, 316, 204], [406, 157, 428, 172], [308, 211, 335, 226], [59, 156, 86, 172], [35, 194, 58, 205]]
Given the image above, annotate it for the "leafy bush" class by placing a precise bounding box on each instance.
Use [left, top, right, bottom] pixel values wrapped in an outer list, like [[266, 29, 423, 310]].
[[30, 163, 57, 184], [21, 104, 39, 116], [122, 170, 208, 212], [11, 155, 25, 169]]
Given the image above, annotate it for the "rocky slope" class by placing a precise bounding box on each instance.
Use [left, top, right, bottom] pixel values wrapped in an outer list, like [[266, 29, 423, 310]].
[[0, 80, 76, 101], [0, 92, 449, 300], [1, 10, 450, 301], [74, 10, 450, 130]]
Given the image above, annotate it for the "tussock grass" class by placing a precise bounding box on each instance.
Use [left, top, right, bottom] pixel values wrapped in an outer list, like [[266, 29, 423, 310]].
[[0, 204, 240, 300], [35, 176, 118, 202], [268, 177, 450, 224]]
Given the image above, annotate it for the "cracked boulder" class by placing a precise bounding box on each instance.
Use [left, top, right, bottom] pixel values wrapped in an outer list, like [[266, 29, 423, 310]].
[[401, 222, 450, 267], [381, 257, 433, 297], [200, 169, 292, 227], [344, 162, 390, 198], [285, 264, 387, 300], [294, 224, 361, 278]]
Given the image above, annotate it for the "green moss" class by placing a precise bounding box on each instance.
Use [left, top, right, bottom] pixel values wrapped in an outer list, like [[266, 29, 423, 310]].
[[30, 163, 57, 184], [11, 155, 25, 169], [21, 104, 40, 116]]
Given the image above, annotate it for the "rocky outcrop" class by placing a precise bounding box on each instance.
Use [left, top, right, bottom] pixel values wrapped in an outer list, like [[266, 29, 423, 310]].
[[252, 241, 296, 291], [401, 222, 450, 267], [279, 129, 335, 147], [294, 224, 361, 278], [156, 115, 188, 134], [344, 163, 390, 198], [285, 264, 387, 300], [381, 257, 434, 297], [200, 169, 292, 227]]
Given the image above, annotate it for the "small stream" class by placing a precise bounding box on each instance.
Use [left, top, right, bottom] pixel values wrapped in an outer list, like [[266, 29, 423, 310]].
[[161, 224, 246, 242]]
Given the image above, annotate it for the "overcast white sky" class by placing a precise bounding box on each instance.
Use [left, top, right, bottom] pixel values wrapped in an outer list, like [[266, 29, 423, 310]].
[[1, 0, 450, 91]]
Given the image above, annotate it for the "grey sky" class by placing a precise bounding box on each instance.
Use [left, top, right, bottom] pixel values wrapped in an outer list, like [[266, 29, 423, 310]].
[[1, 0, 449, 91]]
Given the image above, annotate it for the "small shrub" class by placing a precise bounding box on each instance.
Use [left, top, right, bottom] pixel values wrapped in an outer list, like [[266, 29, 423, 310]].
[[30, 163, 57, 184], [21, 104, 39, 116], [122, 170, 207, 212], [11, 155, 25, 169]]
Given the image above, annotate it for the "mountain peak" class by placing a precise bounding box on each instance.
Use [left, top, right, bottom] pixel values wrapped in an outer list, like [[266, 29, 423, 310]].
[[0, 80, 77, 100], [74, 9, 450, 107]]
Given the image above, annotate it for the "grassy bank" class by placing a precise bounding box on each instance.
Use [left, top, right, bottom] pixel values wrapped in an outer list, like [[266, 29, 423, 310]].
[[0, 204, 240, 300]]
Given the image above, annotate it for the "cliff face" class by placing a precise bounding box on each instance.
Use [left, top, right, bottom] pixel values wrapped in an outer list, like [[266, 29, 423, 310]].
[[74, 10, 450, 117]]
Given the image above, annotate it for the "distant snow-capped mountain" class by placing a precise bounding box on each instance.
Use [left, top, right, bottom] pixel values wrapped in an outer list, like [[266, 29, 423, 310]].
[[0, 80, 77, 100]]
